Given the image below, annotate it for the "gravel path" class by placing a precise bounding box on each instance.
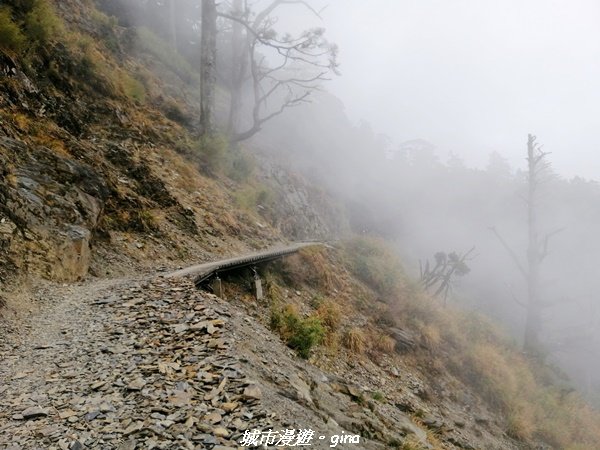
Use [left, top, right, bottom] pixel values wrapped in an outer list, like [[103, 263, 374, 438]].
[[0, 271, 516, 450], [0, 276, 274, 450]]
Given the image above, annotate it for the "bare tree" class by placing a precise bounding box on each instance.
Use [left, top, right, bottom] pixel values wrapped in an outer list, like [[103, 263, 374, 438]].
[[523, 134, 546, 351], [225, 0, 248, 134], [200, 0, 217, 135], [219, 0, 339, 142], [491, 134, 563, 354]]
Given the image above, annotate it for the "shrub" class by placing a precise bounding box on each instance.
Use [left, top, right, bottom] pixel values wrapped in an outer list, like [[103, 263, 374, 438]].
[[287, 317, 325, 359], [89, 8, 119, 52], [24, 0, 64, 46], [310, 294, 325, 309], [57, 32, 119, 97], [0, 7, 26, 54], [193, 134, 228, 175], [270, 305, 325, 359], [90, 8, 118, 31], [228, 149, 255, 182], [234, 184, 276, 212]]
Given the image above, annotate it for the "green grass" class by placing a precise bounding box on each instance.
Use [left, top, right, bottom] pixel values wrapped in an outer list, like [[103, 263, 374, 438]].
[[372, 391, 385, 402], [122, 73, 147, 104], [192, 134, 229, 175], [0, 7, 26, 54]]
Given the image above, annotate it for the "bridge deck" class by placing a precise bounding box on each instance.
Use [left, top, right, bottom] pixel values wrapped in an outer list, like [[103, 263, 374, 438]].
[[166, 242, 322, 285]]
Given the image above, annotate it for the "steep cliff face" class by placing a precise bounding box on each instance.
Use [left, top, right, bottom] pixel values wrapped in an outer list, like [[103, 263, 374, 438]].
[[255, 158, 349, 241], [0, 8, 343, 283], [0, 135, 107, 281]]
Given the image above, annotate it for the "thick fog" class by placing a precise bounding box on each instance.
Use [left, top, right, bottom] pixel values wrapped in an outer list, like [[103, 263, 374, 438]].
[[276, 0, 600, 180], [246, 0, 600, 400]]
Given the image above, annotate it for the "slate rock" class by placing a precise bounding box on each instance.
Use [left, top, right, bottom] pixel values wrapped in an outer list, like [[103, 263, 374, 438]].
[[21, 406, 48, 420], [243, 385, 262, 400]]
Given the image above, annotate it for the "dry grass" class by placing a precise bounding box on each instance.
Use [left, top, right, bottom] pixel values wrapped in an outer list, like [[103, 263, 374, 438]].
[[315, 233, 600, 449], [374, 333, 396, 354], [341, 236, 408, 300], [32, 133, 69, 157], [280, 247, 342, 292], [397, 436, 428, 450], [315, 299, 342, 331], [12, 112, 31, 131], [343, 327, 366, 354], [399, 295, 600, 448], [506, 406, 536, 441], [419, 323, 442, 350], [322, 330, 341, 352], [265, 273, 285, 303]]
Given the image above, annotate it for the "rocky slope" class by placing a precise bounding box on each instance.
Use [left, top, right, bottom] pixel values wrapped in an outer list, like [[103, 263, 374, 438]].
[[0, 268, 524, 450], [0, 52, 341, 285], [1, 275, 275, 449]]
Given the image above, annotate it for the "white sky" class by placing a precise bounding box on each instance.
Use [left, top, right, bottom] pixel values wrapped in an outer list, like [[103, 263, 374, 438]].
[[286, 0, 600, 179]]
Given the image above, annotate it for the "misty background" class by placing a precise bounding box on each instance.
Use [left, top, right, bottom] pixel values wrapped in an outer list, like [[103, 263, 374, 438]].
[[96, 0, 600, 402], [319, 0, 600, 180], [251, 0, 600, 400]]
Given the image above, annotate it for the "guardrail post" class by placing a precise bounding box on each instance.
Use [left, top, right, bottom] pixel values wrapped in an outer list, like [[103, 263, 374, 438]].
[[252, 267, 263, 301], [211, 275, 223, 298]]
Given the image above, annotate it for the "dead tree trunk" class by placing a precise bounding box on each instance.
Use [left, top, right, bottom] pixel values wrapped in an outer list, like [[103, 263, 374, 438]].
[[491, 134, 555, 355], [200, 0, 217, 135], [226, 0, 247, 134], [524, 134, 545, 352]]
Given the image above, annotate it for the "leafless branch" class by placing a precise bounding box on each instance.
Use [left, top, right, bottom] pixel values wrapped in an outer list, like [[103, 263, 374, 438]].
[[540, 227, 566, 261], [489, 226, 528, 279]]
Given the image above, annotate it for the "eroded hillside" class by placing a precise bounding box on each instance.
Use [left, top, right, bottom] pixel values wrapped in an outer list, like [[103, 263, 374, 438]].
[[0, 0, 345, 286]]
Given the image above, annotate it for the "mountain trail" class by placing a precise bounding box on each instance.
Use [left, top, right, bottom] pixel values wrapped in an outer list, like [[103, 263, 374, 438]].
[[0, 274, 280, 449]]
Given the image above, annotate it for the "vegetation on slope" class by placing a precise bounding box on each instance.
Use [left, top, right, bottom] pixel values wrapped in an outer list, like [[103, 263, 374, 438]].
[[218, 237, 600, 447], [265, 238, 600, 449]]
